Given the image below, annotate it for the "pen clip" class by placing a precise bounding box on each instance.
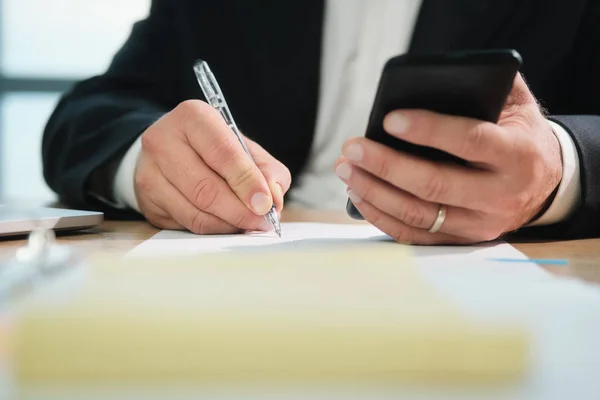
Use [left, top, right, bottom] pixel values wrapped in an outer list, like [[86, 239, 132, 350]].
[[193, 59, 252, 156], [194, 60, 226, 110]]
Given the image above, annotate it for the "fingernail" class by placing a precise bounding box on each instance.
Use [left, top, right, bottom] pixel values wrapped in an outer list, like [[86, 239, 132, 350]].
[[335, 162, 352, 180], [250, 192, 272, 215], [386, 112, 410, 135], [344, 143, 363, 162], [348, 189, 361, 204]]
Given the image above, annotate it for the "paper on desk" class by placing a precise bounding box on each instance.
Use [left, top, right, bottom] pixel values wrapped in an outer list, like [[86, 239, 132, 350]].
[[128, 222, 567, 312], [127, 222, 560, 309], [128, 223, 386, 257], [127, 221, 569, 310], [128, 222, 530, 261], [122, 222, 595, 319]]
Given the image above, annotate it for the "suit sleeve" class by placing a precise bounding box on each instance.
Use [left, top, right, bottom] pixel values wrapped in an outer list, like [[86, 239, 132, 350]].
[[514, 0, 600, 240], [42, 0, 182, 214]]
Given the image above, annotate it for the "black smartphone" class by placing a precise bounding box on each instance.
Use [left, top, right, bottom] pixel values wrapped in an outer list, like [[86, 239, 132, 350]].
[[346, 49, 522, 220]]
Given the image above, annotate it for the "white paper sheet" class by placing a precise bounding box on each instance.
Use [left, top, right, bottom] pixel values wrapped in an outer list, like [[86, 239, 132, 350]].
[[128, 223, 385, 257], [127, 222, 560, 310], [128, 222, 528, 260], [126, 221, 600, 337]]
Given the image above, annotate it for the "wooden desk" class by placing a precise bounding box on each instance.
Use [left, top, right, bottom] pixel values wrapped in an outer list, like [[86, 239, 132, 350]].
[[1, 208, 599, 284]]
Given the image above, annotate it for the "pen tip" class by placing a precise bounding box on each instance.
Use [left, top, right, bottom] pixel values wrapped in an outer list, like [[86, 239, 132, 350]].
[[265, 208, 281, 237]]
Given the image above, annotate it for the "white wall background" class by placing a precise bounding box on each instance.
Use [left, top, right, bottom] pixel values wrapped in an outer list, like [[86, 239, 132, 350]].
[[0, 0, 150, 201]]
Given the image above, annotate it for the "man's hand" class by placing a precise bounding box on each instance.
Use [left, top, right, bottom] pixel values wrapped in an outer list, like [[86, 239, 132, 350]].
[[134, 100, 291, 234], [335, 73, 562, 245]]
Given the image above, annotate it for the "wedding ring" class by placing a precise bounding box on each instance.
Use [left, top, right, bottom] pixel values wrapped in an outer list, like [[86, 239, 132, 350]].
[[428, 204, 447, 233]]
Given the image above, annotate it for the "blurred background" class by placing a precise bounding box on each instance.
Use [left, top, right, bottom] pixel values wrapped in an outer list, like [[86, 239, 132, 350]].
[[0, 0, 150, 203]]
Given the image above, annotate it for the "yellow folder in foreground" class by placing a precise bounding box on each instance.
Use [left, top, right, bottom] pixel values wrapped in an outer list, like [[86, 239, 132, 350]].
[[9, 244, 527, 385]]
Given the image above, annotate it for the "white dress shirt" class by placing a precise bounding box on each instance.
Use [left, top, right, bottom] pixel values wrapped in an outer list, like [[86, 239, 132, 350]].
[[113, 0, 580, 226]]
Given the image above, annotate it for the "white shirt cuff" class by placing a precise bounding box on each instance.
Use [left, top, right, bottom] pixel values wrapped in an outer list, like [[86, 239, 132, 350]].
[[112, 136, 143, 213], [527, 120, 581, 226]]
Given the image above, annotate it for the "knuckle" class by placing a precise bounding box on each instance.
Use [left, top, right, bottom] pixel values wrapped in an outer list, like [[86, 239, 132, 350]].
[[391, 227, 415, 245], [210, 135, 239, 163], [229, 164, 257, 192], [143, 211, 158, 225], [358, 182, 374, 202], [155, 218, 175, 230], [189, 210, 207, 235], [175, 99, 206, 133], [418, 172, 447, 202], [145, 212, 170, 229], [176, 99, 203, 118], [462, 124, 488, 157], [234, 214, 249, 229], [232, 213, 259, 230], [134, 170, 154, 193], [397, 203, 426, 227], [140, 131, 160, 155], [366, 209, 383, 228], [192, 177, 220, 210], [376, 157, 391, 181]]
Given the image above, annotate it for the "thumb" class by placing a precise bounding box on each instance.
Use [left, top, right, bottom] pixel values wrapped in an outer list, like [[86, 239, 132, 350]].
[[505, 72, 537, 108]]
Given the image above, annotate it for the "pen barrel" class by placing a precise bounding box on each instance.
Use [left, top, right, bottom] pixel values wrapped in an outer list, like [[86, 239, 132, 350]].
[[228, 122, 254, 160], [194, 60, 254, 161]]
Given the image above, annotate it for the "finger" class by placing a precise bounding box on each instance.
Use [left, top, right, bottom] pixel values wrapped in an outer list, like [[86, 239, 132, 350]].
[[177, 100, 274, 215], [138, 195, 185, 231], [341, 138, 496, 210], [155, 219, 185, 231], [348, 196, 472, 245], [138, 138, 267, 231], [246, 138, 292, 212], [335, 157, 468, 231], [136, 180, 185, 231], [149, 213, 186, 231], [335, 157, 499, 240], [148, 172, 241, 235], [382, 109, 513, 165]]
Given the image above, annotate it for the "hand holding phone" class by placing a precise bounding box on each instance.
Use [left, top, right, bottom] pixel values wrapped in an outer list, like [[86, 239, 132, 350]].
[[337, 48, 562, 245], [346, 49, 522, 219]]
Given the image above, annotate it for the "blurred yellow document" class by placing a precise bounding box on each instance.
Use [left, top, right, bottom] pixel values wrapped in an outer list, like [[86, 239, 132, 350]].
[[10, 241, 527, 386]]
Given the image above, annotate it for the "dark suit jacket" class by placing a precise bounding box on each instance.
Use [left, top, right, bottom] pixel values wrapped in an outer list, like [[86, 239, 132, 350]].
[[42, 0, 600, 239]]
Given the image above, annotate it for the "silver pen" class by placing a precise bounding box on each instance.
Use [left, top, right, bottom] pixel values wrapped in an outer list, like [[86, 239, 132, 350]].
[[193, 60, 282, 237]]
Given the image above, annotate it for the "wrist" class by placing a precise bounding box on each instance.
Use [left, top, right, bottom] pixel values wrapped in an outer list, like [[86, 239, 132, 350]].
[[113, 136, 143, 213], [525, 119, 581, 227], [528, 184, 559, 224]]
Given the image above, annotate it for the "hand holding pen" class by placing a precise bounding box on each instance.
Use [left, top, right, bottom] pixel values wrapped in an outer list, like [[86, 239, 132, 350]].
[[129, 63, 290, 236], [194, 60, 282, 236]]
